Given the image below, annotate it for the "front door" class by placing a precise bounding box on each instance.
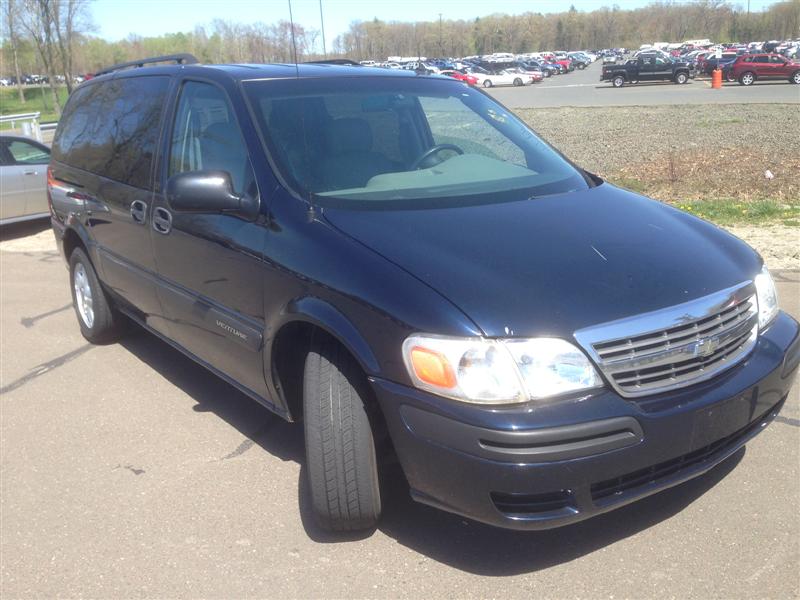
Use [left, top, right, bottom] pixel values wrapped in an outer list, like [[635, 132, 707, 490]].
[[638, 57, 655, 80], [150, 79, 269, 399], [652, 56, 673, 80], [752, 55, 771, 77]]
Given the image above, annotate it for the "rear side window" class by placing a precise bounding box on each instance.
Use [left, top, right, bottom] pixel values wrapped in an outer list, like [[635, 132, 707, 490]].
[[52, 76, 169, 189], [5, 139, 50, 164]]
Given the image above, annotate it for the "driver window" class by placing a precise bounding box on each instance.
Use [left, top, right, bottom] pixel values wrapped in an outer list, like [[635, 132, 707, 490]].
[[769, 55, 784, 64], [655, 57, 666, 66], [418, 95, 526, 167], [169, 81, 253, 194]]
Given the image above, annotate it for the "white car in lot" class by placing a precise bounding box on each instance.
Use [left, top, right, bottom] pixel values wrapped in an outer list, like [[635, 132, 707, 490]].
[[0, 135, 51, 226], [476, 69, 533, 88]]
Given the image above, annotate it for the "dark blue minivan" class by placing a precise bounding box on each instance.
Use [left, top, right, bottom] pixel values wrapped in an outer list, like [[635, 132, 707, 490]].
[[49, 55, 799, 532]]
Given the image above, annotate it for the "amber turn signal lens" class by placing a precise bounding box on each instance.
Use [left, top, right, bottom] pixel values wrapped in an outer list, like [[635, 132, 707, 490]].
[[409, 346, 456, 389]]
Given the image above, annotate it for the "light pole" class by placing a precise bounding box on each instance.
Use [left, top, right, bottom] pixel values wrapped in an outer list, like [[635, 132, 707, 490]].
[[438, 13, 443, 57]]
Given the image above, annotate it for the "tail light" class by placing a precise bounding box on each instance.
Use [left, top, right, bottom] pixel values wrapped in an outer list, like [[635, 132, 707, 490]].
[[46, 166, 55, 214]]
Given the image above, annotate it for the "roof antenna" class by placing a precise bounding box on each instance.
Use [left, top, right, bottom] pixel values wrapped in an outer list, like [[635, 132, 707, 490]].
[[287, 0, 300, 76]]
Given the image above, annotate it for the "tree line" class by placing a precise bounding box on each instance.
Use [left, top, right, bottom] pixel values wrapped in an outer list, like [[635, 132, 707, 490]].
[[2, 0, 798, 116], [334, 0, 799, 59]]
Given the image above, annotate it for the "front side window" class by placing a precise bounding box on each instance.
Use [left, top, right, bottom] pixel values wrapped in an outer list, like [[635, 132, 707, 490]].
[[169, 81, 253, 195], [244, 77, 589, 208]]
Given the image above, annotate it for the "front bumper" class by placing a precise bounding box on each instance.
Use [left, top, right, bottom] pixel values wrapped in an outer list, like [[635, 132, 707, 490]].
[[373, 311, 799, 530]]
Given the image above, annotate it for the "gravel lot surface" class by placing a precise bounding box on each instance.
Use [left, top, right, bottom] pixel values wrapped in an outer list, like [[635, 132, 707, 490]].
[[518, 104, 800, 186]]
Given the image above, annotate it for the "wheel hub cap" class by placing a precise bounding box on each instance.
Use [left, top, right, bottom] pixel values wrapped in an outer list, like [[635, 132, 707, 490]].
[[73, 263, 95, 328]]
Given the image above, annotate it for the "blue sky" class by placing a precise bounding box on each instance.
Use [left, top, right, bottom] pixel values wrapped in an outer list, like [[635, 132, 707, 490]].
[[93, 0, 773, 49]]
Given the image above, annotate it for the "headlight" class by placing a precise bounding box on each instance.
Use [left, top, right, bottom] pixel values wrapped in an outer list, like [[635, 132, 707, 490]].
[[402, 334, 602, 404], [754, 265, 778, 329]]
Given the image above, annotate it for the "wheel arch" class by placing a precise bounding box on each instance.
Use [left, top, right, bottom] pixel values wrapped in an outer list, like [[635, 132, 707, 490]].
[[268, 297, 381, 422], [61, 219, 93, 264]]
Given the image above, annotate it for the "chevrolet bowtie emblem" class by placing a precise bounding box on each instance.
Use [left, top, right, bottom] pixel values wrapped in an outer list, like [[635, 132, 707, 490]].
[[693, 338, 719, 358]]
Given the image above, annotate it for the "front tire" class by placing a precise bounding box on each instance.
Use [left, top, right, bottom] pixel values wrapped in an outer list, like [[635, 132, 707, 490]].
[[739, 71, 755, 86], [513, 77, 523, 86], [612, 75, 625, 87], [675, 72, 688, 84], [69, 247, 123, 344], [482, 79, 493, 88], [303, 335, 381, 532], [791, 71, 800, 84]]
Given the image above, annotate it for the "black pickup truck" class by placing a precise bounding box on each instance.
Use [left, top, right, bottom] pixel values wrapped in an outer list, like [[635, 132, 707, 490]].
[[602, 54, 695, 87]]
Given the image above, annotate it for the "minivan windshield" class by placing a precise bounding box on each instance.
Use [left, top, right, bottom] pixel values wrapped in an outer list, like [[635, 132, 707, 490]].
[[243, 76, 591, 208]]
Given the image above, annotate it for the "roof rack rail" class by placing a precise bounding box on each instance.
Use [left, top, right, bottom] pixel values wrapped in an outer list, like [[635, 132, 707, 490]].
[[94, 53, 199, 77], [303, 59, 362, 66]]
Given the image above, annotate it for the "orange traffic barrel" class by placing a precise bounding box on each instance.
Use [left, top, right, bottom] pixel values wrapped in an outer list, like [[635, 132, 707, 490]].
[[711, 68, 722, 89]]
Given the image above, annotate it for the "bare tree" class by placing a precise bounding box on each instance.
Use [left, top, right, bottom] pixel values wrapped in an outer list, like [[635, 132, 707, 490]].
[[2, 0, 26, 103], [52, 0, 92, 93], [18, 0, 61, 115]]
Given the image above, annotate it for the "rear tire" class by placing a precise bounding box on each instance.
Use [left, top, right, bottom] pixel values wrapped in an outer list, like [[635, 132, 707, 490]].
[[612, 75, 625, 87], [69, 247, 124, 344], [303, 335, 381, 532], [739, 71, 755, 86], [513, 78, 523, 86]]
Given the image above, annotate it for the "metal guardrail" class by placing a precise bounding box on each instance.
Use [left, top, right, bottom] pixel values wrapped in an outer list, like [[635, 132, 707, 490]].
[[0, 112, 43, 142]]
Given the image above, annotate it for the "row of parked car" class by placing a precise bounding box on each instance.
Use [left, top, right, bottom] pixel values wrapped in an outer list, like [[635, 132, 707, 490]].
[[360, 50, 599, 88], [600, 41, 800, 87], [0, 73, 91, 86]]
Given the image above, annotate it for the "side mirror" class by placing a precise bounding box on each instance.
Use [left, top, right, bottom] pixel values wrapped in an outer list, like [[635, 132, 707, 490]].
[[166, 170, 259, 220]]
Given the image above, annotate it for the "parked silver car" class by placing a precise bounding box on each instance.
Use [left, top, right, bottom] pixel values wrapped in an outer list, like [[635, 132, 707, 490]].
[[0, 135, 50, 225]]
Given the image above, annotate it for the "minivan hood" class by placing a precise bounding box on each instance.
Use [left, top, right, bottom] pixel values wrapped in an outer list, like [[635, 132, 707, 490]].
[[323, 184, 761, 338]]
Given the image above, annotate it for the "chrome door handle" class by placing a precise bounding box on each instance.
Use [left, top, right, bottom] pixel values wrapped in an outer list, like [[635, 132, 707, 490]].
[[23, 170, 38, 175], [152, 207, 172, 235], [130, 200, 147, 224]]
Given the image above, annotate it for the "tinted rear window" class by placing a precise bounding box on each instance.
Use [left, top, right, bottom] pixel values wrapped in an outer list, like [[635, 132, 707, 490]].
[[52, 76, 169, 189]]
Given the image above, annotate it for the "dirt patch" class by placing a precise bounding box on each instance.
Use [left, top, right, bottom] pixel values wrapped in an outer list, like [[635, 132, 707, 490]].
[[726, 224, 800, 270]]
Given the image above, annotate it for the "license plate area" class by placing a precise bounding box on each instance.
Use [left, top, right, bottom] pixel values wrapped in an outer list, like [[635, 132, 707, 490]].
[[691, 391, 755, 449]]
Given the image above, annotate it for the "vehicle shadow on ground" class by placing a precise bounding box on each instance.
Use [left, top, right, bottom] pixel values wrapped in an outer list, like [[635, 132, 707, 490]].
[[0, 219, 50, 241], [594, 81, 702, 89], [119, 326, 746, 576]]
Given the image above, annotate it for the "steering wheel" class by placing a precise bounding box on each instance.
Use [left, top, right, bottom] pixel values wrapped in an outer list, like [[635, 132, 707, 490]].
[[410, 144, 464, 170]]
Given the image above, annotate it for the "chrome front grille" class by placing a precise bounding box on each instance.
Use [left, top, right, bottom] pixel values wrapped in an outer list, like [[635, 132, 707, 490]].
[[575, 282, 758, 398]]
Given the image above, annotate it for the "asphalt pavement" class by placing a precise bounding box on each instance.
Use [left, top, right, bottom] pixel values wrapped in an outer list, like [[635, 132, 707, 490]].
[[487, 61, 800, 107], [1, 223, 798, 598]]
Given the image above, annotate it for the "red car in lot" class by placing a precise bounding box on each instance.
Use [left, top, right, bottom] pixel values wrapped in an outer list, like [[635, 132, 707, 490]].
[[732, 53, 800, 85], [440, 70, 478, 85]]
